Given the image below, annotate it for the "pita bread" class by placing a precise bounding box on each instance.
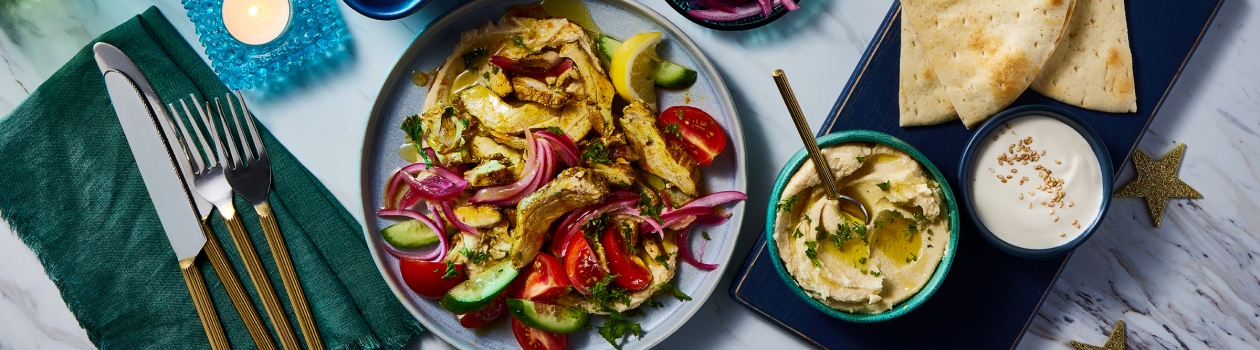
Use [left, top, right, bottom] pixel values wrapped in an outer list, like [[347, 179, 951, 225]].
[[1031, 0, 1137, 113], [903, 0, 1076, 128], [899, 19, 957, 127]]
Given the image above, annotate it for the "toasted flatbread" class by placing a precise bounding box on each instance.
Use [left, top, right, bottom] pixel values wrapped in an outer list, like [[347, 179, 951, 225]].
[[903, 0, 1076, 128], [1031, 0, 1137, 113], [898, 19, 957, 127]]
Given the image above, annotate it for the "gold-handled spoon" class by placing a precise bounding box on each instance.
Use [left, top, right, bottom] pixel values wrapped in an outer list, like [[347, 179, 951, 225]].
[[773, 69, 871, 224]]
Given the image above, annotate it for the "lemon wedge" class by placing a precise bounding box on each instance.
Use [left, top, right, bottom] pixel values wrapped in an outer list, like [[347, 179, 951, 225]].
[[610, 32, 662, 109]]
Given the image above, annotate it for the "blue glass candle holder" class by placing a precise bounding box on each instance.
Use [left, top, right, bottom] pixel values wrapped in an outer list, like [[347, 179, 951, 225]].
[[182, 0, 350, 90]]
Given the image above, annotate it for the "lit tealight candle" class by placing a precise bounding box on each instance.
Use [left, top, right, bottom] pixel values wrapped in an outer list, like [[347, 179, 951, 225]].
[[222, 0, 291, 45]]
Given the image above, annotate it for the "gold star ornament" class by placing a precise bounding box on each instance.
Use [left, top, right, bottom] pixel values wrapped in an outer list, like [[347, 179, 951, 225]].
[[1113, 143, 1202, 227], [1071, 320, 1126, 350]]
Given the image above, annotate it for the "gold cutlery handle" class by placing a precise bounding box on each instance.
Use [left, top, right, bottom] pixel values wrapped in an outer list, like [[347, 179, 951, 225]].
[[179, 257, 231, 350], [257, 202, 325, 350], [223, 210, 303, 350], [201, 221, 278, 350]]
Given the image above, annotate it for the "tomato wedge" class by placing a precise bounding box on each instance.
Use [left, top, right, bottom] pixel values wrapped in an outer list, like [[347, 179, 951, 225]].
[[658, 106, 727, 166], [599, 224, 651, 291], [399, 259, 465, 299], [564, 236, 605, 295], [511, 317, 568, 350], [456, 293, 507, 328], [509, 252, 571, 303]]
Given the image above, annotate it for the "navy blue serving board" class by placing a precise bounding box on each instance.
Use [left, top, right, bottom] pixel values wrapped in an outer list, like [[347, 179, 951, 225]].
[[729, 1, 1224, 348]]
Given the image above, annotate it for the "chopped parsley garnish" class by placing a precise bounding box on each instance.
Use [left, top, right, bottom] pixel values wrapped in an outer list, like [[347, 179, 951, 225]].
[[853, 222, 868, 244], [482, 72, 490, 80], [874, 220, 884, 229], [701, 231, 711, 240], [444, 106, 457, 117], [441, 260, 458, 279], [654, 254, 670, 269], [914, 213, 928, 222], [401, 114, 432, 167], [804, 240, 820, 267], [546, 126, 564, 135], [581, 139, 612, 164], [815, 224, 828, 240], [400, 114, 424, 142], [803, 214, 812, 224], [583, 212, 609, 238], [637, 192, 664, 224], [461, 47, 487, 69], [856, 156, 865, 163], [513, 35, 532, 51], [597, 310, 644, 350], [827, 233, 844, 248], [459, 247, 491, 264], [876, 181, 891, 191], [870, 270, 881, 277], [908, 222, 919, 233], [459, 117, 469, 128], [646, 300, 664, 308], [589, 275, 631, 309], [663, 122, 682, 138], [858, 257, 867, 264], [890, 211, 902, 218], [658, 283, 692, 301], [792, 228, 803, 239], [776, 195, 799, 213], [492, 66, 499, 74]]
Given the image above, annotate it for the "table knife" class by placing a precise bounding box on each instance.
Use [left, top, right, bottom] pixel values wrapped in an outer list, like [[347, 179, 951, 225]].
[[99, 68, 230, 350], [92, 42, 278, 350]]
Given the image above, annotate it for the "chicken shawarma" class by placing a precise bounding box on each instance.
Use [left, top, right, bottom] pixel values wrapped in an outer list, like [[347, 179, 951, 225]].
[[375, 4, 745, 350]]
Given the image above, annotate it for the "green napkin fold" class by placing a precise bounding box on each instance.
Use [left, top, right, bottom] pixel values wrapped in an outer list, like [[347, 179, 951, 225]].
[[0, 7, 422, 350]]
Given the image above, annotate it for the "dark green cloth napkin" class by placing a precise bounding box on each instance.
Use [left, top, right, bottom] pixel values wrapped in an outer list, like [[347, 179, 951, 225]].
[[0, 8, 422, 350]]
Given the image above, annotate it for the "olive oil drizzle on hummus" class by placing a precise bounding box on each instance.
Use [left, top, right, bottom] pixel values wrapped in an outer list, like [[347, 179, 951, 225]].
[[773, 143, 949, 314]]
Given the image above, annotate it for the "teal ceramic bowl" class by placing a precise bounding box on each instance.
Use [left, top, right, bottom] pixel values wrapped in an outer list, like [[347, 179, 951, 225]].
[[764, 130, 960, 322]]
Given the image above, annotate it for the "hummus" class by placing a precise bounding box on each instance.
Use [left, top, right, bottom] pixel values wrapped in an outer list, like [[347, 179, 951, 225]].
[[773, 143, 949, 314]]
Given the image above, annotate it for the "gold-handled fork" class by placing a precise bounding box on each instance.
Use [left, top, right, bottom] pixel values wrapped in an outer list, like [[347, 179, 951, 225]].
[[167, 96, 278, 350], [172, 95, 303, 350], [216, 92, 324, 350]]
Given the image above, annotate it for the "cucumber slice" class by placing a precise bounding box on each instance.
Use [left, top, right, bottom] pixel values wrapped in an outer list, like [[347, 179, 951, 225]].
[[381, 219, 439, 249], [440, 260, 518, 313], [597, 35, 621, 62], [652, 61, 697, 89], [598, 35, 697, 89], [507, 299, 589, 334]]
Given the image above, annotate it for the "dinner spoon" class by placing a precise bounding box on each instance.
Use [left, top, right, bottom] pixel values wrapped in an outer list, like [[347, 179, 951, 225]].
[[772, 69, 871, 224]]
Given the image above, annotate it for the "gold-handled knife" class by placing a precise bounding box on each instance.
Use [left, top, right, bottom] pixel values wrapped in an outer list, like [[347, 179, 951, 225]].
[[92, 42, 278, 350], [98, 69, 230, 350]]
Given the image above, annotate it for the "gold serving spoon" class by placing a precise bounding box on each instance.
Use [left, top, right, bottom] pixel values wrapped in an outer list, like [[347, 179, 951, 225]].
[[773, 69, 871, 224]]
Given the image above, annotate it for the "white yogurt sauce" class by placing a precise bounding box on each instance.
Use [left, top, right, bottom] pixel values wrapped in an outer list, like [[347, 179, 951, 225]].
[[970, 115, 1103, 249]]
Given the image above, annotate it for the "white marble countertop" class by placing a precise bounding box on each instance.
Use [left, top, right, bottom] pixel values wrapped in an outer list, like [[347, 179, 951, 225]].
[[1, 0, 1257, 349]]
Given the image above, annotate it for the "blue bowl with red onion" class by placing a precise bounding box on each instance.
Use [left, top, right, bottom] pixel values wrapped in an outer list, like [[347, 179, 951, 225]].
[[666, 0, 802, 31]]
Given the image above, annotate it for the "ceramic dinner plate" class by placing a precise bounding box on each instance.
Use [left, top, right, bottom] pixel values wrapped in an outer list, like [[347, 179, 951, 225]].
[[358, 1, 746, 349]]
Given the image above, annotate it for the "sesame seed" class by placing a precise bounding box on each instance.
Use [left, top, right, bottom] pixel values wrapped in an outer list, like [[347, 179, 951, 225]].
[[1054, 216, 1059, 222], [989, 168, 995, 173], [1059, 232, 1066, 237], [1011, 169, 1018, 173], [1029, 203, 1033, 209], [1069, 201, 1075, 207], [1055, 160, 1062, 164], [1050, 209, 1056, 215], [1019, 193, 1024, 199]]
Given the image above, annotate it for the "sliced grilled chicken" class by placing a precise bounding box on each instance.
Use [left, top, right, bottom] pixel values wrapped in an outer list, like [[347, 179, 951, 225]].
[[620, 101, 701, 196]]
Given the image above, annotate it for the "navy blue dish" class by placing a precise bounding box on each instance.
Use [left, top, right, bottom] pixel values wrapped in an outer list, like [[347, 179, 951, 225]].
[[665, 0, 801, 31], [959, 105, 1113, 259], [343, 0, 429, 20]]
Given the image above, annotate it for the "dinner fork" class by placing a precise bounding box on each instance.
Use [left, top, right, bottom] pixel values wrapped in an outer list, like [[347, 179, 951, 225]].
[[217, 92, 325, 350], [165, 97, 279, 350], [170, 95, 302, 350]]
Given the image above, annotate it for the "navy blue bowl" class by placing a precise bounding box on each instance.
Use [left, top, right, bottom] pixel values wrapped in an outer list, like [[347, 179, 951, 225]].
[[958, 105, 1113, 259], [665, 0, 801, 31], [343, 0, 429, 20]]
